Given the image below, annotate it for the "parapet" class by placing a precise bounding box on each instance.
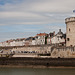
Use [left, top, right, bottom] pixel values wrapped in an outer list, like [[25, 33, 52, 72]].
[[65, 17, 75, 24]]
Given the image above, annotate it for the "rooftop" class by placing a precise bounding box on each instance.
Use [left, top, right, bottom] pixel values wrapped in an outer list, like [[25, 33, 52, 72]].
[[37, 33, 47, 36]]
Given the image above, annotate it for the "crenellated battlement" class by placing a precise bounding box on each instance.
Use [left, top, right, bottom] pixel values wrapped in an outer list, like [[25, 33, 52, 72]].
[[65, 17, 75, 24]]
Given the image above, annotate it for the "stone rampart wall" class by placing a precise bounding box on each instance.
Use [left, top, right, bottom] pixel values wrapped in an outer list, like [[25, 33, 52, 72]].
[[0, 57, 75, 67], [1, 45, 75, 58], [11, 45, 52, 54], [51, 46, 75, 58], [11, 45, 75, 58]]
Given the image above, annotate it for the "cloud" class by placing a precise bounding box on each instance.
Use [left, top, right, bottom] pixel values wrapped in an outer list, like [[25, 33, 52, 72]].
[[0, 0, 75, 26], [0, 0, 75, 41], [0, 12, 41, 18], [0, 0, 75, 12], [0, 32, 37, 42], [39, 24, 66, 34]]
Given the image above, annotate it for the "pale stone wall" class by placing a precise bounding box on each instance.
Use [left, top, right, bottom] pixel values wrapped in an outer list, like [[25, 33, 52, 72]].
[[65, 17, 75, 46], [11, 45, 52, 54], [11, 45, 75, 58], [51, 47, 75, 58]]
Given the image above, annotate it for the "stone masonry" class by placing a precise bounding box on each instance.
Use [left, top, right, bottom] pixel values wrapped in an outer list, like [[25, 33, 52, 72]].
[[65, 17, 75, 46]]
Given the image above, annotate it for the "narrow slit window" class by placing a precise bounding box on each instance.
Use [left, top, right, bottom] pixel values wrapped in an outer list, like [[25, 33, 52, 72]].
[[67, 38, 70, 41], [69, 28, 70, 31]]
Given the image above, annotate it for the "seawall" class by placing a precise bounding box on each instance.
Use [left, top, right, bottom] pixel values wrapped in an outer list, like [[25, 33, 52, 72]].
[[0, 57, 75, 68]]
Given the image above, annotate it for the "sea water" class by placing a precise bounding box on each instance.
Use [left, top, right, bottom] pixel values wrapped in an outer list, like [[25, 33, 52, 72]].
[[0, 67, 75, 75]]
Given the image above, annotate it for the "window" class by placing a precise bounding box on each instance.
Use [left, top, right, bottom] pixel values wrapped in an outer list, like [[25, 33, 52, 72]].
[[67, 38, 70, 41]]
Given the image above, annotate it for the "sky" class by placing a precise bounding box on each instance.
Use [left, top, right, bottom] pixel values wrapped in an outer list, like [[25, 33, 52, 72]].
[[0, 0, 75, 42]]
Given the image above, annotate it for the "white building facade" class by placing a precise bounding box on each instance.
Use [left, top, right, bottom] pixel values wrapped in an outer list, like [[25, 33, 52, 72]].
[[35, 33, 47, 45]]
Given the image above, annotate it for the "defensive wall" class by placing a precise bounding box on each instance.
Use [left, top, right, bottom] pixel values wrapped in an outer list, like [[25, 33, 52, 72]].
[[51, 46, 75, 58], [65, 17, 75, 23], [11, 44, 52, 54], [8, 45, 75, 58], [65, 17, 75, 46], [0, 57, 75, 67], [0, 45, 75, 67], [1, 44, 75, 58]]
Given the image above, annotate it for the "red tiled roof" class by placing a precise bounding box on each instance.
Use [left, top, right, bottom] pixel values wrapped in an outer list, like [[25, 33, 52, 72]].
[[37, 33, 47, 36]]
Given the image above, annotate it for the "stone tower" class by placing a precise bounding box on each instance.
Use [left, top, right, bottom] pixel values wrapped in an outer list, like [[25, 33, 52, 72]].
[[65, 17, 75, 46]]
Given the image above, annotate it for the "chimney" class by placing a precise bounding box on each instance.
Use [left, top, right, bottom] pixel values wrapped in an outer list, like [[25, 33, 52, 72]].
[[59, 29, 61, 33], [53, 31, 55, 35]]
